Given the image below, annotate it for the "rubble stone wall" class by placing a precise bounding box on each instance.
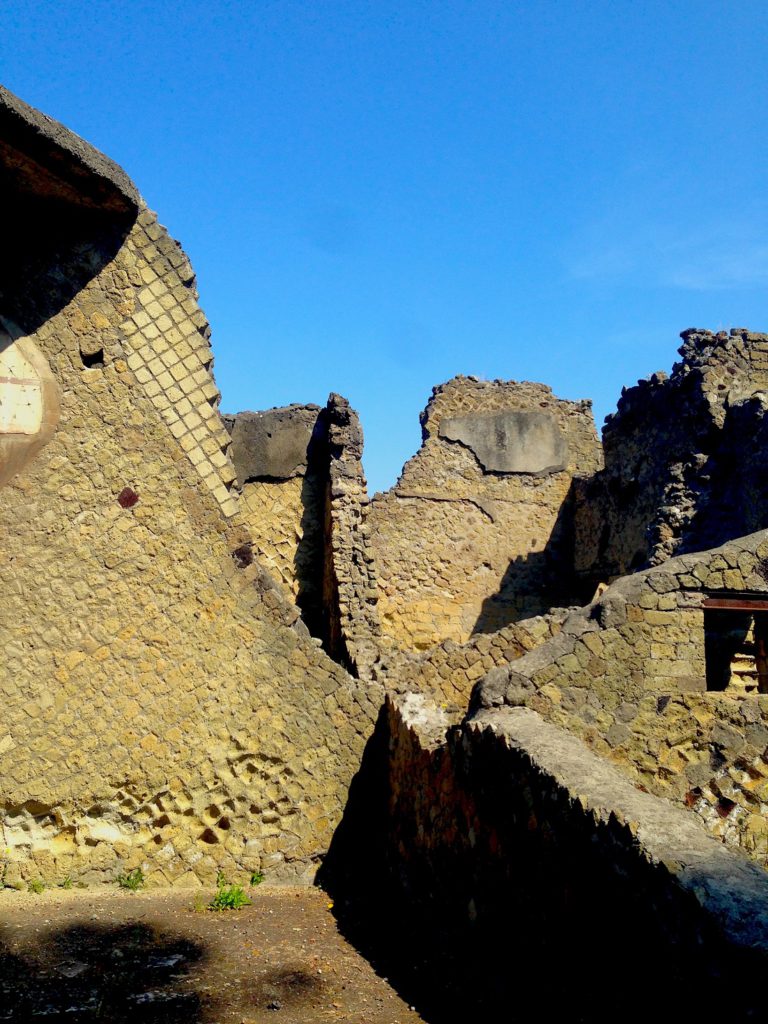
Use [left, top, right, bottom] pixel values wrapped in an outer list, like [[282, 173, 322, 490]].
[[475, 530, 768, 863], [386, 609, 568, 708], [369, 377, 602, 651], [237, 475, 324, 616], [576, 328, 768, 588], [224, 397, 382, 675], [322, 394, 382, 676]]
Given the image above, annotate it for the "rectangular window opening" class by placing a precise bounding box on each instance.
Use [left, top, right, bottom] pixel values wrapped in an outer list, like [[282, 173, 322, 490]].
[[703, 596, 768, 694]]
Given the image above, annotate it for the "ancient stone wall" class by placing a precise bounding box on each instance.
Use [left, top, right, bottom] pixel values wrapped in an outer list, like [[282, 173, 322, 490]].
[[369, 377, 602, 651], [0, 87, 381, 888], [8, 82, 768, 977], [320, 394, 382, 676], [385, 608, 568, 708], [575, 328, 768, 588], [369, 694, 768, 1018], [224, 396, 382, 676], [224, 405, 326, 635], [474, 530, 768, 863]]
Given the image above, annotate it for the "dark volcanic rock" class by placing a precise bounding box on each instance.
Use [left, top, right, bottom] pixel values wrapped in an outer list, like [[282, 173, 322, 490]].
[[223, 405, 322, 482]]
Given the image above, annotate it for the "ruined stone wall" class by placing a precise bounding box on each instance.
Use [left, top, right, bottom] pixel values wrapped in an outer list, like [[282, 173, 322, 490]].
[[238, 476, 321, 599], [371, 694, 768, 1018], [224, 405, 325, 635], [224, 397, 382, 676], [321, 394, 382, 677], [369, 377, 602, 651], [0, 88, 381, 888], [385, 609, 568, 708], [474, 530, 768, 864], [575, 328, 768, 587]]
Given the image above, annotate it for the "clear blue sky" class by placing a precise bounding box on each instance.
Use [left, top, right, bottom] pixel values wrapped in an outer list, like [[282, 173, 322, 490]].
[[4, 1, 768, 492]]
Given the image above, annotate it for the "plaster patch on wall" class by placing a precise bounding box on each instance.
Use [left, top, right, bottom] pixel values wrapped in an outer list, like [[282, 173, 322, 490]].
[[0, 318, 59, 486], [439, 409, 568, 475], [0, 340, 42, 434]]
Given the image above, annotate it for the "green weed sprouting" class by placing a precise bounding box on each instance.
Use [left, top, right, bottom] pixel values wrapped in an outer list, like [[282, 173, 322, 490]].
[[116, 867, 145, 892], [208, 875, 252, 911]]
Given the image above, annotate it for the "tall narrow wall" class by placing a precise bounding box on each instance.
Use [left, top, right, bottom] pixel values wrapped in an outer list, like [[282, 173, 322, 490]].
[[321, 393, 382, 676]]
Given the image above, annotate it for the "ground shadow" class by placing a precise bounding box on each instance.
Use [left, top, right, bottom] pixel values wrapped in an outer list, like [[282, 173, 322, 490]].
[[0, 920, 206, 1022]]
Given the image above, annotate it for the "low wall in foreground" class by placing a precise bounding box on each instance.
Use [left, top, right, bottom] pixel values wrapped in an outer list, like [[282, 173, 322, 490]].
[[353, 694, 768, 1019]]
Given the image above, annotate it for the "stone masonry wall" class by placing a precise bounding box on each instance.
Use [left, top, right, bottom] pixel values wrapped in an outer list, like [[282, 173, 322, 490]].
[[224, 405, 326, 636], [375, 694, 768, 1018], [384, 608, 568, 709], [0, 88, 381, 888], [120, 210, 239, 518], [575, 327, 768, 588], [322, 394, 382, 677], [369, 377, 602, 650], [475, 529, 768, 864], [224, 396, 383, 676]]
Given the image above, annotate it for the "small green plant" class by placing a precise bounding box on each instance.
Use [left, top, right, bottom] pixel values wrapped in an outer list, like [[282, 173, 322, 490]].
[[60, 877, 73, 890], [208, 875, 251, 911], [116, 867, 145, 892], [27, 879, 45, 894], [0, 846, 11, 888], [250, 871, 264, 886]]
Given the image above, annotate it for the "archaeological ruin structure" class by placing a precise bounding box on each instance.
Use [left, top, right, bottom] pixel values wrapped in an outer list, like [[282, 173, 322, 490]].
[[3, 85, 768, 1013]]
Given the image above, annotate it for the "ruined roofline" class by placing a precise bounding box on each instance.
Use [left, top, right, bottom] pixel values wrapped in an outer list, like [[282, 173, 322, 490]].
[[605, 325, 768, 428], [0, 84, 140, 214], [222, 402, 323, 420], [419, 374, 594, 438]]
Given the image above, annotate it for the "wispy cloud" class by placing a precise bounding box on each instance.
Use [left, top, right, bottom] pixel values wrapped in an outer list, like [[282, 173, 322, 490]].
[[565, 209, 768, 291]]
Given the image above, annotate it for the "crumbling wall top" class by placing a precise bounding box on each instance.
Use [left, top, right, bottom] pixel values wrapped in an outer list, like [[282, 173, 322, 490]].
[[0, 85, 140, 213], [223, 404, 322, 483]]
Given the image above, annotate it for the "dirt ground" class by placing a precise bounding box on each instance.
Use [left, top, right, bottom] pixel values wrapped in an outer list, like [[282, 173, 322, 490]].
[[0, 884, 424, 1023]]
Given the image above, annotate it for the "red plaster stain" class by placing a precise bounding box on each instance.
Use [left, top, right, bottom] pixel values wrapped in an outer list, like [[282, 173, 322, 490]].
[[117, 487, 139, 509]]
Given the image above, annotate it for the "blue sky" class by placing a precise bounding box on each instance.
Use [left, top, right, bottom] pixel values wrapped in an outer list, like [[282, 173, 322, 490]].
[[4, 1, 768, 492]]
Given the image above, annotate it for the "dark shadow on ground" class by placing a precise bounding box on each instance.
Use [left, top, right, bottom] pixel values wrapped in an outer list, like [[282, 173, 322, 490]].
[[0, 921, 206, 1022]]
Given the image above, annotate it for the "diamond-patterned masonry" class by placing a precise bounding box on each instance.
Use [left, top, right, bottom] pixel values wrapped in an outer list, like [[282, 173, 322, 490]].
[[120, 208, 238, 519]]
